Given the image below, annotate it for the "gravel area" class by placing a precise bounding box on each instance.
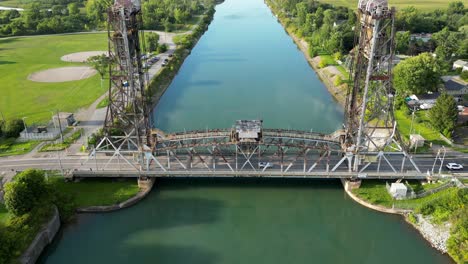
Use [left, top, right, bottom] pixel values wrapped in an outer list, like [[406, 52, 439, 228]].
[[61, 51, 108, 62], [28, 66, 97, 82], [414, 214, 451, 253]]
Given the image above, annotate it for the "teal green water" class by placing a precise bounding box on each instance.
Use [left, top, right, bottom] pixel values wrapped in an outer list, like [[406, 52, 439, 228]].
[[152, 0, 342, 132], [40, 0, 451, 263]]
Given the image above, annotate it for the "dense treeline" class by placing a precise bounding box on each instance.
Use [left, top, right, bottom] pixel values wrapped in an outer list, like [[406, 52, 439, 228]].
[[0, 0, 215, 37], [267, 0, 467, 61]]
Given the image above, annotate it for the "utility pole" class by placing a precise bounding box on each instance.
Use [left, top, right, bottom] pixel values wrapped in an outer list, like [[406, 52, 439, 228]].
[[56, 109, 64, 143]]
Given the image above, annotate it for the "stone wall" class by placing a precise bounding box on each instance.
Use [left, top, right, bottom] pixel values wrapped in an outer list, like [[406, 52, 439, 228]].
[[20, 206, 60, 264]]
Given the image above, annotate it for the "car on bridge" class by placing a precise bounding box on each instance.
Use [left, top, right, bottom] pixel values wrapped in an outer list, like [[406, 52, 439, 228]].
[[258, 162, 273, 169], [446, 163, 463, 170]]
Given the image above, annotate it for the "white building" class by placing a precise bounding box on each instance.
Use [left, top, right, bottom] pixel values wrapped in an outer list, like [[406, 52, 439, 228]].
[[389, 183, 407, 200], [453, 60, 468, 72]]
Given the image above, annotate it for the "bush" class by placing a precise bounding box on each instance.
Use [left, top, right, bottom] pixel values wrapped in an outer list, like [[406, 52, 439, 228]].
[[334, 76, 343, 86], [333, 51, 342, 61], [318, 60, 327, 68], [4, 169, 47, 216], [3, 119, 24, 138], [460, 71, 468, 81], [4, 182, 35, 216]]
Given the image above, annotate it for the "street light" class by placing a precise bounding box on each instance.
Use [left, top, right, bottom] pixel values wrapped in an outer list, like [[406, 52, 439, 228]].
[[22, 117, 28, 136]]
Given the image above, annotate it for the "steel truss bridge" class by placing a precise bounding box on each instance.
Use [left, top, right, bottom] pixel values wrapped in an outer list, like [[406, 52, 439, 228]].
[[78, 0, 450, 181], [78, 127, 442, 180]]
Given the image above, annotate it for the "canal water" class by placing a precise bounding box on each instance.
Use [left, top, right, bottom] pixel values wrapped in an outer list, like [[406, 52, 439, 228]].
[[40, 0, 451, 263]]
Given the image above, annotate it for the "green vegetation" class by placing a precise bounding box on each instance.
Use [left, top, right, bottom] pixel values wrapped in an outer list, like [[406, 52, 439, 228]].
[[428, 93, 459, 137], [353, 180, 467, 263], [48, 177, 140, 207], [393, 53, 441, 95], [0, 33, 107, 124], [96, 97, 109, 109], [394, 109, 448, 146], [0, 169, 140, 263], [0, 138, 39, 157], [317, 0, 457, 11], [39, 128, 83, 152], [0, 204, 10, 225], [352, 180, 456, 209]]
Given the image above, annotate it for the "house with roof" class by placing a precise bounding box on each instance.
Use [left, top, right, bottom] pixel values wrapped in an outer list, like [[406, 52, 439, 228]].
[[441, 76, 468, 96], [453, 60, 468, 72]]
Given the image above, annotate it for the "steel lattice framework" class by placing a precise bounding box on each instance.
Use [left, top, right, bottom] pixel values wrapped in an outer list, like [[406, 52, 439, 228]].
[[93, 0, 150, 168], [83, 0, 427, 179], [343, 0, 414, 172]]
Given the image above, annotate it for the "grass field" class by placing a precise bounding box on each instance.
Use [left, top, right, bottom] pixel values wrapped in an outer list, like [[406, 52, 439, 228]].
[[318, 0, 454, 11], [352, 180, 457, 209], [0, 138, 40, 157], [0, 33, 108, 125], [48, 177, 140, 207], [394, 109, 448, 146]]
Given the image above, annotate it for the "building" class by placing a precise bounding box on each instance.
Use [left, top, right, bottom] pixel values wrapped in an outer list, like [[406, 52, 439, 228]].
[[410, 33, 432, 43], [411, 92, 439, 105], [441, 76, 468, 96], [389, 182, 408, 200], [453, 60, 468, 72], [233, 120, 262, 143], [52, 112, 76, 128], [410, 134, 425, 148]]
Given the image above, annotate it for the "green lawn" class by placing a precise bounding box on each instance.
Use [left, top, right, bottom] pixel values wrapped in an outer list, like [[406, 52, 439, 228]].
[[352, 180, 458, 210], [0, 203, 11, 225], [48, 177, 140, 207], [0, 138, 39, 157], [395, 109, 448, 146], [0, 33, 108, 125], [318, 0, 452, 11]]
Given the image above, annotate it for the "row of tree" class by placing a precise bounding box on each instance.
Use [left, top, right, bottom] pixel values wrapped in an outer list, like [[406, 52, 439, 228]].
[[0, 0, 214, 37]]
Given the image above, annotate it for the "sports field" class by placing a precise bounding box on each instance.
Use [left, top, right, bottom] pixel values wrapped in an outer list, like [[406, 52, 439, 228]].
[[0, 33, 108, 124], [319, 0, 455, 11]]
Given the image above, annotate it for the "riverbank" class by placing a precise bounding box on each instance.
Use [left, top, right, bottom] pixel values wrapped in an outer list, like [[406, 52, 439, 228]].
[[343, 179, 466, 263], [147, 2, 222, 109], [265, 0, 348, 108]]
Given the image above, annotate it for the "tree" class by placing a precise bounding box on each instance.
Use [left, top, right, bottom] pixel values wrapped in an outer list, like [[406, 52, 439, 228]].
[[4, 182, 35, 216], [428, 93, 458, 137], [67, 3, 80, 16], [296, 2, 308, 25], [3, 119, 24, 138], [393, 53, 441, 95], [145, 32, 160, 52], [4, 169, 48, 216], [87, 54, 110, 88], [396, 31, 410, 54]]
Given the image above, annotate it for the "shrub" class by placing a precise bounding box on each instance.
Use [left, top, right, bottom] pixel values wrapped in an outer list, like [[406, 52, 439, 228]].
[[4, 182, 35, 216], [460, 71, 468, 81], [3, 119, 24, 138], [4, 169, 47, 216], [333, 51, 342, 61], [334, 76, 343, 86], [318, 60, 327, 68]]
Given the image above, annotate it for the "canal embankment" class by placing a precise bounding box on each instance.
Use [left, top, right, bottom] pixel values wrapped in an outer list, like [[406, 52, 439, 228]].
[[265, 0, 348, 108], [343, 178, 467, 262]]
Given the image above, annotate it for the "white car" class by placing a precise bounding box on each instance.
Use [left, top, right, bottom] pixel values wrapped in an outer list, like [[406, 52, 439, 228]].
[[446, 163, 463, 170], [258, 162, 273, 169]]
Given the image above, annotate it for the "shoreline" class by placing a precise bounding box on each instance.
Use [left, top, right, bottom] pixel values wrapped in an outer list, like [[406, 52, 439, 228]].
[[266, 1, 347, 108], [265, 1, 455, 260], [341, 180, 453, 259]]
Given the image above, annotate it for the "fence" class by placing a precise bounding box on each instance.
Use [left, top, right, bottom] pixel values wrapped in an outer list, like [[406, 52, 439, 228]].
[[19, 128, 62, 141]]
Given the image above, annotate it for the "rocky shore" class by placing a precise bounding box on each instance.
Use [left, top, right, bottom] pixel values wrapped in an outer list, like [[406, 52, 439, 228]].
[[411, 214, 451, 253]]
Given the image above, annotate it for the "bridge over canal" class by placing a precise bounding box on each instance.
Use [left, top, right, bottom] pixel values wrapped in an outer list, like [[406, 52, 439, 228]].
[[77, 0, 453, 181]]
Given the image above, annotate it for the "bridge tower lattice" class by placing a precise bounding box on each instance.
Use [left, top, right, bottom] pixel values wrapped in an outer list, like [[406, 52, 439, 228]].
[[344, 0, 417, 172], [92, 0, 151, 170]]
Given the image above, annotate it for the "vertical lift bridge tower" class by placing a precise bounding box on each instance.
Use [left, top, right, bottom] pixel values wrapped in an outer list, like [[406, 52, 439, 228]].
[[343, 0, 420, 174], [92, 0, 151, 170]]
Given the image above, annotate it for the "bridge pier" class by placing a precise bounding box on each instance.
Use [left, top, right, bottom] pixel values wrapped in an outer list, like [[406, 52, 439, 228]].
[[138, 177, 155, 191], [342, 179, 362, 191]]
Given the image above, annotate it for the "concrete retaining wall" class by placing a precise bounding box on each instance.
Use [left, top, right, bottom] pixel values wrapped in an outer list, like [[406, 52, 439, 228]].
[[20, 206, 60, 264]]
